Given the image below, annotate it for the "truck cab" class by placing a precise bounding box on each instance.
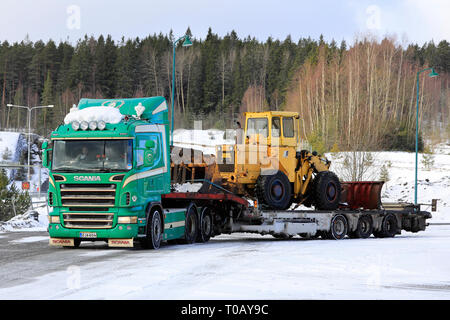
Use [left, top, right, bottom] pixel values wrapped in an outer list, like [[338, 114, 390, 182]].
[[44, 97, 173, 248]]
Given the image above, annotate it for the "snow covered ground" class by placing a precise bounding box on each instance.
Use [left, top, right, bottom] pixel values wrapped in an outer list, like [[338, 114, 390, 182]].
[[0, 130, 449, 300], [0, 226, 450, 299]]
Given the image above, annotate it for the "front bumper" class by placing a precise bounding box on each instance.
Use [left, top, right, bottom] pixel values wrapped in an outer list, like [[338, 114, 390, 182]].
[[48, 223, 139, 239]]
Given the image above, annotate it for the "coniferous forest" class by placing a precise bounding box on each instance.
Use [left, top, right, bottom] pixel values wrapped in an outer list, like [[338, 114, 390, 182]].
[[0, 27, 449, 152]]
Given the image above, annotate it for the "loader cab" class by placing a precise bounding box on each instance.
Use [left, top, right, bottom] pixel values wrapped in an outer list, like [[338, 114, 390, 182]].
[[244, 111, 300, 148]]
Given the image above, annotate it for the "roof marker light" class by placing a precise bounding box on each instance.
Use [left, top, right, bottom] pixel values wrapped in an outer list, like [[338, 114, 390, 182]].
[[89, 121, 98, 131], [98, 120, 106, 130], [71, 121, 80, 131], [80, 121, 89, 131]]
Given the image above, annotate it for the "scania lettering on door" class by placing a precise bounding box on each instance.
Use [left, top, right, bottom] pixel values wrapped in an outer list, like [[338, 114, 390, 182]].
[[74, 176, 101, 182]]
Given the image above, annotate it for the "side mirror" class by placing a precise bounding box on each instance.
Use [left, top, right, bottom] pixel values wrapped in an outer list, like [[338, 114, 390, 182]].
[[145, 140, 156, 149], [42, 147, 52, 169]]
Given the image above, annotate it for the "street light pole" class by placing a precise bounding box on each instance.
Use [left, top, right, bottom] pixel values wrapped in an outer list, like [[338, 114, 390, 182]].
[[414, 68, 438, 207], [6, 104, 54, 183], [170, 34, 192, 147]]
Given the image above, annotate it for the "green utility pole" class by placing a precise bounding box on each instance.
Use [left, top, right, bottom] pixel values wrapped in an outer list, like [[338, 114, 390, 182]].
[[170, 34, 192, 147], [415, 68, 438, 207]]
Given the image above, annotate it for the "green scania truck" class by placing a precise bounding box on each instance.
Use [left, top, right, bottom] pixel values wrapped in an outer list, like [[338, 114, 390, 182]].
[[44, 96, 432, 249]]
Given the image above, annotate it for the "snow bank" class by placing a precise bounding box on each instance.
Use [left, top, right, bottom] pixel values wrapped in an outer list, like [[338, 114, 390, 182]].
[[64, 106, 124, 124], [0, 206, 48, 232]]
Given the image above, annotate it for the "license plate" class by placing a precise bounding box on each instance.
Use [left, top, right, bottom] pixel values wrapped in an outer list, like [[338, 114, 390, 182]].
[[79, 232, 97, 239]]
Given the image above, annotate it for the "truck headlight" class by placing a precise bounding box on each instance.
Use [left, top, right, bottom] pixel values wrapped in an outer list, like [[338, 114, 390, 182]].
[[118, 216, 138, 224], [49, 216, 60, 224]]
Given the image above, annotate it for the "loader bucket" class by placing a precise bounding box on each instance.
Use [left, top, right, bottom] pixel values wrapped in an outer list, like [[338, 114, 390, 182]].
[[170, 146, 222, 193], [340, 181, 384, 210]]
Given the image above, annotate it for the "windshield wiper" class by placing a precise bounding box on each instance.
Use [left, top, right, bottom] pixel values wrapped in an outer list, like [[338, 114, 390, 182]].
[[53, 167, 78, 173]]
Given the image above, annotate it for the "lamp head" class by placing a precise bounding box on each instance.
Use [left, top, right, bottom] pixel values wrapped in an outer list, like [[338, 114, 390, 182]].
[[182, 35, 193, 47], [429, 69, 439, 78]]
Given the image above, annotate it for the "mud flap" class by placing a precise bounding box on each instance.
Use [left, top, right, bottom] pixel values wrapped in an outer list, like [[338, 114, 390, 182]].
[[49, 238, 74, 247], [108, 239, 134, 248]]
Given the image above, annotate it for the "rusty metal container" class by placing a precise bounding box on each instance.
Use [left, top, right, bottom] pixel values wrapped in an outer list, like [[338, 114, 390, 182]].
[[340, 181, 384, 210]]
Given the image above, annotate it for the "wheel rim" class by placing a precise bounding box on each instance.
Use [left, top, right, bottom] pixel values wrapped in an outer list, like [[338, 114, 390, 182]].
[[270, 179, 285, 201], [187, 213, 196, 239], [152, 213, 161, 242], [361, 220, 369, 233], [334, 219, 345, 235], [202, 214, 211, 236], [326, 182, 337, 202]]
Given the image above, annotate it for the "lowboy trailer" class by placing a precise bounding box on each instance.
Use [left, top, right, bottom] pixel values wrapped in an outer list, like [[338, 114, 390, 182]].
[[43, 96, 432, 249]]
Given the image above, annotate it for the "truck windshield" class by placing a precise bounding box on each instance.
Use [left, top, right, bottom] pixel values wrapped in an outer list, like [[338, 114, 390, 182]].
[[52, 140, 133, 173]]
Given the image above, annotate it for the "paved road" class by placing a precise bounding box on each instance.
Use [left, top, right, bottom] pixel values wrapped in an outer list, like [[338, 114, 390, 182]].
[[1, 226, 449, 299]]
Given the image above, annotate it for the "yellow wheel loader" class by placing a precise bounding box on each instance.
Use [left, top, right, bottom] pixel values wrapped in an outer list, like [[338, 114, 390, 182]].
[[210, 111, 341, 210]]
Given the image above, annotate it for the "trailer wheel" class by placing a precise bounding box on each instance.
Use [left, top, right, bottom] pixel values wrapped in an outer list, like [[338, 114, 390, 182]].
[[313, 171, 341, 210], [374, 214, 398, 238], [256, 171, 292, 210], [349, 215, 373, 239], [141, 209, 163, 249], [326, 214, 348, 240], [179, 203, 198, 244], [197, 207, 213, 243]]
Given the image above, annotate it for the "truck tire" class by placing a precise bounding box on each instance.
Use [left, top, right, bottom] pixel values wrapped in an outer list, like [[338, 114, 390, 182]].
[[325, 214, 348, 240], [256, 171, 292, 210], [179, 203, 198, 244], [349, 215, 373, 239], [141, 209, 163, 249], [373, 214, 398, 238], [197, 207, 213, 243], [313, 171, 341, 210]]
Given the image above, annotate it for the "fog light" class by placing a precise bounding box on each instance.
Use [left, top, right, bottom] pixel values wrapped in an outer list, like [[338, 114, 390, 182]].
[[97, 120, 106, 130], [127, 226, 132, 230], [71, 121, 80, 131], [89, 121, 97, 130], [80, 121, 89, 131]]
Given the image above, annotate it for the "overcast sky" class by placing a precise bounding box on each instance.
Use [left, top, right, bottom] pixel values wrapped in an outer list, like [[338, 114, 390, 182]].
[[0, 0, 448, 45]]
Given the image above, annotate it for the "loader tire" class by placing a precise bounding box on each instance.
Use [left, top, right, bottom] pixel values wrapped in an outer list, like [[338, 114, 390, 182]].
[[313, 171, 341, 210], [256, 171, 292, 210]]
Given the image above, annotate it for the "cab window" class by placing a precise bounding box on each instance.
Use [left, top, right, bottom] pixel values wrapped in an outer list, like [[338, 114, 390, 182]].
[[283, 117, 294, 138], [247, 118, 268, 137], [272, 117, 281, 137]]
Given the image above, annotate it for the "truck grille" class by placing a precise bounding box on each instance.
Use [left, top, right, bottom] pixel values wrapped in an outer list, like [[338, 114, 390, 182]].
[[60, 184, 116, 207], [62, 212, 114, 229]]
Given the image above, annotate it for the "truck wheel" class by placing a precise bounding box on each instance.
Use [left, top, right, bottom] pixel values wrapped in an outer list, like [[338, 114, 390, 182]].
[[326, 214, 348, 240], [313, 171, 341, 210], [141, 209, 163, 249], [349, 215, 373, 239], [256, 171, 292, 210], [373, 214, 398, 238], [197, 207, 213, 243], [179, 203, 198, 244]]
